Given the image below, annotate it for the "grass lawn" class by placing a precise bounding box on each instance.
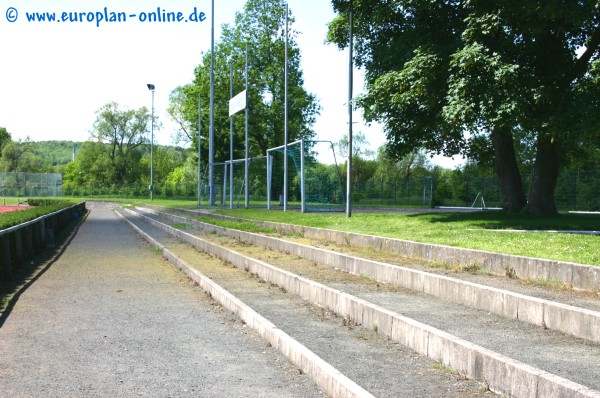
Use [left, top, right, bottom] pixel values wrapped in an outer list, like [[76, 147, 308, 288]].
[[212, 208, 600, 266], [64, 197, 600, 266]]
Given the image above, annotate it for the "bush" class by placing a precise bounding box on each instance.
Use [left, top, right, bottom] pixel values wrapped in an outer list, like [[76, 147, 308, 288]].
[[0, 199, 80, 230]]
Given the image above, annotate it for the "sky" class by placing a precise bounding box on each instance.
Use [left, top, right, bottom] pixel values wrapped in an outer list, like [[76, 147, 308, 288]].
[[0, 0, 461, 167]]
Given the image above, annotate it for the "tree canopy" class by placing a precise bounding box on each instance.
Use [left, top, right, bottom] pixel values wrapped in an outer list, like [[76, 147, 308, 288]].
[[328, 0, 600, 214], [90, 102, 153, 185], [169, 0, 320, 167]]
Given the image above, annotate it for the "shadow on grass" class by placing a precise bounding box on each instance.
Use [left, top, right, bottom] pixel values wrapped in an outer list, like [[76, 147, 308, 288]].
[[0, 211, 89, 328], [406, 210, 600, 231]]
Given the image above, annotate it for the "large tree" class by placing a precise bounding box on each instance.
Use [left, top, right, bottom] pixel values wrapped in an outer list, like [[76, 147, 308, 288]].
[[90, 102, 152, 185], [328, 0, 600, 214], [0, 127, 12, 151], [170, 0, 320, 167], [0, 138, 44, 172]]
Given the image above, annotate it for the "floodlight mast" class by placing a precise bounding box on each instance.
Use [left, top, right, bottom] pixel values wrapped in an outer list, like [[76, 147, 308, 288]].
[[198, 93, 202, 206], [208, 0, 215, 206], [229, 63, 234, 210], [147, 83, 155, 201], [346, 10, 353, 218], [245, 44, 249, 208], [283, 2, 289, 212]]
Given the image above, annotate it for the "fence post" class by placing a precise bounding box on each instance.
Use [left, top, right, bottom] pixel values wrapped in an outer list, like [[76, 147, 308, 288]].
[[1, 234, 12, 280], [15, 230, 23, 268], [26, 225, 33, 257]]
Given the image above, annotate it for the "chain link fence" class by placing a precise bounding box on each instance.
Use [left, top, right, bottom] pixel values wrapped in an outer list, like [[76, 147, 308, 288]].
[[59, 169, 600, 212], [0, 172, 63, 198]]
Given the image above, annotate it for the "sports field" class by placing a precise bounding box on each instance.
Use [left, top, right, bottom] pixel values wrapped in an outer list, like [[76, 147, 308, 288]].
[[0, 205, 30, 213]]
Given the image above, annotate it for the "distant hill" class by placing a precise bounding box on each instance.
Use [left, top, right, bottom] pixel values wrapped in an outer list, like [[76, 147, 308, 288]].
[[27, 140, 190, 172], [29, 140, 81, 167]]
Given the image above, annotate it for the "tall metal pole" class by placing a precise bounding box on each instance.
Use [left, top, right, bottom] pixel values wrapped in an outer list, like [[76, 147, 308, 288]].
[[208, 0, 215, 206], [283, 2, 289, 211], [146, 85, 155, 201], [245, 44, 250, 208], [151, 89, 154, 201], [229, 63, 234, 209], [346, 10, 353, 217], [197, 93, 202, 206]]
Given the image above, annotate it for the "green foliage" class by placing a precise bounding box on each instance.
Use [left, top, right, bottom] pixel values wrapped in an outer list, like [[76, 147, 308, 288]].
[[170, 0, 320, 167], [0, 139, 44, 173], [89, 102, 153, 186], [0, 127, 12, 150], [0, 199, 78, 230], [0, 140, 78, 174], [328, 0, 600, 215]]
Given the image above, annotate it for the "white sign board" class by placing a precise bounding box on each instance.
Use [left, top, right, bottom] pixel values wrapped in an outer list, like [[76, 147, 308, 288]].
[[229, 90, 247, 116]]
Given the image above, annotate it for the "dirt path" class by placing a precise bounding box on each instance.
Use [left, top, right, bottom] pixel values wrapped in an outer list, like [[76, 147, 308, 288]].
[[0, 207, 322, 398]]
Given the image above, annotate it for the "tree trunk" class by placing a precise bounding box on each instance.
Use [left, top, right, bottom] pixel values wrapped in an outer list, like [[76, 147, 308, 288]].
[[524, 135, 560, 215], [491, 128, 526, 212]]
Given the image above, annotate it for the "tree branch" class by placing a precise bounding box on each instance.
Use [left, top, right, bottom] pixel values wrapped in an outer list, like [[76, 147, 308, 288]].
[[570, 27, 600, 81]]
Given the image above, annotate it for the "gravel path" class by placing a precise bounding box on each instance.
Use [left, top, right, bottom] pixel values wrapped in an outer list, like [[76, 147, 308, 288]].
[[118, 209, 495, 397], [0, 208, 322, 398]]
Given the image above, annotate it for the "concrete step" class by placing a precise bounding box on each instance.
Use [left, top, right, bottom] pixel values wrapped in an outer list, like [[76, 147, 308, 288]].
[[116, 208, 492, 398], [136, 206, 600, 345], [120, 207, 600, 398]]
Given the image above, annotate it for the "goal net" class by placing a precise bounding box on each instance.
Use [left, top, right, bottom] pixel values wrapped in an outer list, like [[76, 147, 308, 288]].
[[266, 140, 345, 212], [206, 156, 268, 207]]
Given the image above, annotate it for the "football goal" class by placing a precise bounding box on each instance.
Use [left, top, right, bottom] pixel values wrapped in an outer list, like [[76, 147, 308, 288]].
[[207, 156, 268, 208], [266, 140, 345, 212]]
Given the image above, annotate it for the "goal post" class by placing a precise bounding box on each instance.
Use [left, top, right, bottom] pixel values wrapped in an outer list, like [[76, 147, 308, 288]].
[[208, 156, 267, 207], [267, 139, 345, 212]]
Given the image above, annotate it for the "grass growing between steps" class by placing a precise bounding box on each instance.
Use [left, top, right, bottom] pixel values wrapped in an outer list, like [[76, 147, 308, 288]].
[[213, 209, 600, 266]]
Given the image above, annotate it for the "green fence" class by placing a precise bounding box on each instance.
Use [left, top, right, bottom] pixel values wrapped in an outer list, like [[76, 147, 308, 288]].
[[60, 169, 600, 212], [0, 172, 63, 198]]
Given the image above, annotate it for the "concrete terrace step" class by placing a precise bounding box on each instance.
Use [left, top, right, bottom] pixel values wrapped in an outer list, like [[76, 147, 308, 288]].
[[115, 209, 491, 398], [136, 206, 600, 345], [120, 207, 600, 398], [152, 205, 600, 293]]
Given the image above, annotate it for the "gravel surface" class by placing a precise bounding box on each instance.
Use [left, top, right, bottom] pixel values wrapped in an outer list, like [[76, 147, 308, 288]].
[[128, 207, 600, 393], [119, 209, 495, 397], [172, 227, 600, 391], [0, 208, 323, 398]]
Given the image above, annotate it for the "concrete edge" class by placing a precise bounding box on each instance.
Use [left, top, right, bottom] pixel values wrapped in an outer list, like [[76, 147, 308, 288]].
[[114, 209, 374, 398], [138, 207, 600, 345], [160, 206, 599, 292], [130, 208, 600, 398]]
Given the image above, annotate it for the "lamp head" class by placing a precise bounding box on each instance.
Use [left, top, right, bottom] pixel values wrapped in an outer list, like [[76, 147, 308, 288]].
[[147, 84, 155, 91]]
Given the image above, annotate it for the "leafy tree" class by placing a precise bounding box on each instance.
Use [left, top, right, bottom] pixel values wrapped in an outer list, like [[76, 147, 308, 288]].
[[328, 0, 600, 214], [167, 86, 195, 145], [335, 131, 375, 159], [0, 127, 12, 151], [170, 0, 320, 170], [374, 148, 431, 189], [69, 141, 114, 186], [0, 138, 42, 172], [139, 146, 185, 186], [90, 102, 152, 185]]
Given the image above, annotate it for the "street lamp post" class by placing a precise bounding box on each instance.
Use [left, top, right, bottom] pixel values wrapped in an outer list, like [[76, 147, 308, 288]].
[[147, 83, 155, 201], [198, 93, 202, 206], [346, 11, 353, 218]]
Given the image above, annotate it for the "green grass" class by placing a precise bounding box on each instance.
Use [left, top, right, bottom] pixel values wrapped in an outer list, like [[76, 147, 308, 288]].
[[0, 197, 23, 205], [212, 209, 600, 266], [196, 216, 277, 234], [49, 197, 600, 266], [171, 223, 191, 230], [0, 199, 80, 229]]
